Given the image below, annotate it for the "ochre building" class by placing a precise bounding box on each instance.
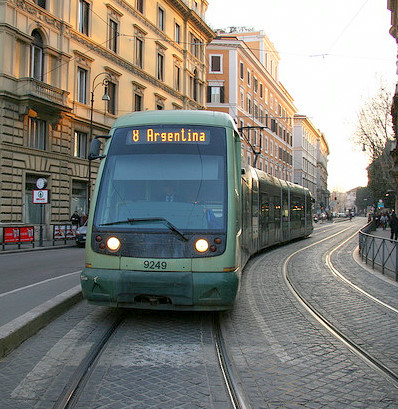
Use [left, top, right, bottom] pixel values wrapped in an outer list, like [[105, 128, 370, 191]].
[[0, 0, 214, 240], [206, 29, 296, 182]]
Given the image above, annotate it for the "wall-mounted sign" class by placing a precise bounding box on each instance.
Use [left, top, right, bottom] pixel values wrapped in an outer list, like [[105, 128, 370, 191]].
[[32, 189, 49, 204]]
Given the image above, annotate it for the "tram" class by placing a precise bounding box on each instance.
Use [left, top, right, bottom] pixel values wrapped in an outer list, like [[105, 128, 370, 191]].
[[80, 110, 313, 310]]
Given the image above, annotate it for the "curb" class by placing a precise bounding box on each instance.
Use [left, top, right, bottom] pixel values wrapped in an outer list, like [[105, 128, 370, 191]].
[[0, 285, 83, 358]]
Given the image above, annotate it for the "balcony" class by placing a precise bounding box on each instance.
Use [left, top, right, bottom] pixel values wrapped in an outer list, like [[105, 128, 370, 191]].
[[16, 77, 69, 108]]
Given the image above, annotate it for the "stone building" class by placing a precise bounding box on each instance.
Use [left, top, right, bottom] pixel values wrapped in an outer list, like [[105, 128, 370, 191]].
[[293, 114, 329, 212], [0, 0, 213, 240], [206, 29, 296, 181]]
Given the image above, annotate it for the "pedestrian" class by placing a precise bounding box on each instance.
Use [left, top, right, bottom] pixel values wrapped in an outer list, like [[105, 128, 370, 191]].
[[380, 213, 388, 230], [389, 212, 398, 241], [70, 210, 81, 229], [80, 212, 87, 225]]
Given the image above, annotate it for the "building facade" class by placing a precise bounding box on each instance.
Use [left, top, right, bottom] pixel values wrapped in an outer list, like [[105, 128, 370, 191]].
[[0, 0, 213, 239], [316, 131, 330, 212], [206, 30, 296, 181], [293, 114, 329, 212], [388, 0, 398, 212]]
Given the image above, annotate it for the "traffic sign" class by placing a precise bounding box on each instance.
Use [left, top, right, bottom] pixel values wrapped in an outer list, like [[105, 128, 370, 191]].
[[32, 189, 49, 204]]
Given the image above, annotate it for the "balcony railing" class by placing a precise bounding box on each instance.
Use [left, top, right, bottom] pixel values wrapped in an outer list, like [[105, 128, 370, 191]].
[[16, 78, 69, 106]]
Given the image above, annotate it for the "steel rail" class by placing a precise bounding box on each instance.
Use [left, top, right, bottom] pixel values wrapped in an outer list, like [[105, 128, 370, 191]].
[[52, 312, 125, 409], [282, 226, 398, 388], [326, 231, 398, 314], [212, 313, 252, 409]]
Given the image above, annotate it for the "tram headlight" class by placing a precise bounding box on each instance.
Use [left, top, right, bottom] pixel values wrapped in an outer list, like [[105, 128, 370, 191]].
[[195, 238, 209, 253], [107, 236, 121, 252]]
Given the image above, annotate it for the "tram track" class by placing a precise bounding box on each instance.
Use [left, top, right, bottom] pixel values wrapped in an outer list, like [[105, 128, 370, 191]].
[[47, 308, 248, 409], [283, 222, 398, 388], [53, 311, 126, 409]]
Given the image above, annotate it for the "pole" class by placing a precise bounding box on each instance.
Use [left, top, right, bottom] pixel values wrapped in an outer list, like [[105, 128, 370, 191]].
[[39, 203, 43, 247], [88, 89, 94, 213]]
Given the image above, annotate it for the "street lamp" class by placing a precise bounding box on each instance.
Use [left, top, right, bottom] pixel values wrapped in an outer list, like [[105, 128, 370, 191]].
[[87, 72, 111, 213]]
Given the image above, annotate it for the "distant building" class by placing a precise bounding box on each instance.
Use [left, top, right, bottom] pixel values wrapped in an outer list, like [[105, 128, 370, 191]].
[[0, 0, 214, 239], [329, 190, 347, 215], [293, 114, 329, 212], [388, 0, 398, 211], [206, 29, 296, 181]]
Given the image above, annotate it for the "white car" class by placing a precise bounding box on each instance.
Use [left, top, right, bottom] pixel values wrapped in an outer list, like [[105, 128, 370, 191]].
[[75, 221, 87, 247]]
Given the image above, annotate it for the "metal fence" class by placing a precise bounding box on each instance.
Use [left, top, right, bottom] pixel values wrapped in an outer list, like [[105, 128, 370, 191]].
[[358, 222, 398, 281]]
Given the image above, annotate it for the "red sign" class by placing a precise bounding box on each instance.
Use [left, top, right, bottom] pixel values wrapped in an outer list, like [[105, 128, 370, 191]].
[[4, 228, 20, 243], [53, 225, 76, 240], [3, 227, 34, 243], [20, 227, 34, 242]]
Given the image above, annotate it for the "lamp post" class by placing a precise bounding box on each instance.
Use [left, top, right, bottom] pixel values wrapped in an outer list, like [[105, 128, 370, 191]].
[[87, 72, 111, 213]]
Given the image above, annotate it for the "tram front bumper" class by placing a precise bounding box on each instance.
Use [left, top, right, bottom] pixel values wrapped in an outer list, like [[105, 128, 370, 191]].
[[80, 268, 239, 311]]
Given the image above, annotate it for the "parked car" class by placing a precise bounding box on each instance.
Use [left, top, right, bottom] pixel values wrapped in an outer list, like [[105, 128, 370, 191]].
[[75, 221, 87, 247]]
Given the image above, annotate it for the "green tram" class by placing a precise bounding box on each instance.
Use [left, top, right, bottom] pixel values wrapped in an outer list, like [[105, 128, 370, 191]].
[[81, 110, 313, 310]]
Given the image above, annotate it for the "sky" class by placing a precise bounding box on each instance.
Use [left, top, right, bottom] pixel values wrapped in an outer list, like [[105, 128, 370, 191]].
[[205, 0, 397, 192]]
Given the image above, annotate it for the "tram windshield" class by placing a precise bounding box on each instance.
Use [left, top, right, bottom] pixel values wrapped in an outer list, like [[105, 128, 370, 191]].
[[93, 124, 227, 232]]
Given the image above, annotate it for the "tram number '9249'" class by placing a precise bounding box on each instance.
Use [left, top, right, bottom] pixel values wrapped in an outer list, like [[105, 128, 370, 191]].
[[144, 260, 167, 270]]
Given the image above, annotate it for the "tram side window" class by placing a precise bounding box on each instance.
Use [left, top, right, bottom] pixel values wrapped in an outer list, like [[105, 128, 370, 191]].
[[291, 195, 304, 221], [273, 196, 281, 221], [260, 193, 270, 225]]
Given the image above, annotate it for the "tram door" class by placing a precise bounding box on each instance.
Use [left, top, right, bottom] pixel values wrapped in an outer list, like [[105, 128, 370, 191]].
[[281, 188, 290, 242], [251, 173, 259, 253]]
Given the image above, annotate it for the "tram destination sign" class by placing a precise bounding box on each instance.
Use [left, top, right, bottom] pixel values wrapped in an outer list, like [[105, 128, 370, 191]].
[[127, 127, 210, 145]]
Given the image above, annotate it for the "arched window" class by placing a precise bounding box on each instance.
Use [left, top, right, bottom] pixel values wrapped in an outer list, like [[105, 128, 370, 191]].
[[31, 30, 44, 81]]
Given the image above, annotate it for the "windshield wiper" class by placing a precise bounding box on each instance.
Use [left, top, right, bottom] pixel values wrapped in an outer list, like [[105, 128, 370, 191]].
[[99, 217, 189, 241]]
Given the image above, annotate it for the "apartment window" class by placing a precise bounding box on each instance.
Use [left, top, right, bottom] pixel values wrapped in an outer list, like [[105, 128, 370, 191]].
[[239, 62, 244, 79], [136, 0, 144, 13], [247, 95, 252, 114], [254, 101, 259, 119], [209, 55, 222, 73], [240, 89, 244, 109], [190, 34, 201, 59], [78, 0, 90, 35], [135, 37, 143, 68], [74, 131, 87, 158], [260, 83, 263, 98], [107, 81, 117, 115], [174, 65, 181, 91], [108, 19, 118, 52], [207, 86, 225, 103], [158, 7, 165, 31], [34, 0, 46, 8], [134, 94, 143, 111], [77, 67, 88, 104], [175, 23, 181, 44], [157, 52, 164, 81], [28, 117, 46, 150], [30, 30, 44, 81], [193, 70, 199, 102], [247, 70, 251, 86]]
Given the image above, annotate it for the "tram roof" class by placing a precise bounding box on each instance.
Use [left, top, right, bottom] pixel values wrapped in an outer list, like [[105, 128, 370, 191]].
[[112, 110, 237, 130]]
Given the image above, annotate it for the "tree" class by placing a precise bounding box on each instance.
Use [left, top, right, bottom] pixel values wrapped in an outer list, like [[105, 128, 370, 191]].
[[353, 82, 396, 206], [355, 186, 374, 213]]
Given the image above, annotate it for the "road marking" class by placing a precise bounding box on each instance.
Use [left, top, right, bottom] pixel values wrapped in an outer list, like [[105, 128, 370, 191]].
[[0, 271, 81, 298]]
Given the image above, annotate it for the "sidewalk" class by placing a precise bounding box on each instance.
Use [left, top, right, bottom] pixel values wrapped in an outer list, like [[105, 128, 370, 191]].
[[0, 240, 83, 357]]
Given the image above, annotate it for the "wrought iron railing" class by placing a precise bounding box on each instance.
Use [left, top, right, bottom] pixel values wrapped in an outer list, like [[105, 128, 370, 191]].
[[358, 221, 398, 281]]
